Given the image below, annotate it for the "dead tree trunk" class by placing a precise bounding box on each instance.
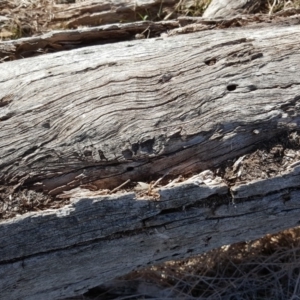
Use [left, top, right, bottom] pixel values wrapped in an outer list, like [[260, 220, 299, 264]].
[[1, 21, 300, 299]]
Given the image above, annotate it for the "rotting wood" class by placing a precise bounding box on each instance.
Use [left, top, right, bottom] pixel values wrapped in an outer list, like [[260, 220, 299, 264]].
[[1, 21, 300, 299], [0, 173, 227, 262], [0, 0, 194, 44], [231, 165, 300, 199], [1, 170, 300, 299], [2, 164, 300, 262], [52, 0, 186, 28], [0, 20, 178, 60], [1, 23, 300, 194]]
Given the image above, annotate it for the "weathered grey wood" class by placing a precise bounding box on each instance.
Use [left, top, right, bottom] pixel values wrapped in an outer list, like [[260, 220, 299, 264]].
[[1, 13, 296, 61], [0, 0, 187, 41], [1, 23, 300, 299], [0, 20, 179, 60], [0, 175, 227, 262], [203, 0, 263, 18], [0, 167, 300, 262], [53, 0, 182, 28], [232, 165, 300, 199], [1, 173, 300, 299], [1, 24, 300, 194]]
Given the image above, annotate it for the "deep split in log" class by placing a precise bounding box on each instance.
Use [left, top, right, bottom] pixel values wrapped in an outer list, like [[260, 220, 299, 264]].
[[1, 18, 300, 299]]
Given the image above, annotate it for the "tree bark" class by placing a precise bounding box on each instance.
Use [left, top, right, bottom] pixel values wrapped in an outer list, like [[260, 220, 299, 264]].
[[1, 22, 300, 299]]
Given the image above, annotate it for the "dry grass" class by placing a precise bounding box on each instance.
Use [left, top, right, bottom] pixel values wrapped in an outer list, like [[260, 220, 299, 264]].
[[0, 0, 56, 40], [175, 0, 212, 17], [267, 0, 300, 14]]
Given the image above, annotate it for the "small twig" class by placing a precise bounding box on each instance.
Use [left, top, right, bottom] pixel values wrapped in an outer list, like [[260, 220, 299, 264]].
[[151, 171, 170, 189], [141, 25, 151, 38], [269, 0, 278, 15], [165, 175, 183, 187], [110, 179, 131, 194]]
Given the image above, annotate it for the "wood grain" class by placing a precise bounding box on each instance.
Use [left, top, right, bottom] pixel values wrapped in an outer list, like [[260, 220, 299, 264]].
[[1, 24, 300, 193], [1, 23, 300, 299], [1, 169, 300, 299]]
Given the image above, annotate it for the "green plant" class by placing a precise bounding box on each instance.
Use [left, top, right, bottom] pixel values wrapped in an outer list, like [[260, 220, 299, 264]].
[[137, 12, 149, 21]]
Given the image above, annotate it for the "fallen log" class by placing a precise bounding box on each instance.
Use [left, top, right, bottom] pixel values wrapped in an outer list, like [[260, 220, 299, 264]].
[[53, 0, 184, 28], [1, 21, 300, 299], [1, 12, 299, 61], [0, 0, 194, 43], [0, 20, 179, 60]]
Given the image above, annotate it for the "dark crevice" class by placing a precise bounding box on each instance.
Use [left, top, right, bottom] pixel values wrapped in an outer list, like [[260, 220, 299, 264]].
[[204, 58, 217, 66], [0, 96, 13, 107], [227, 84, 238, 91], [0, 112, 14, 121], [23, 146, 38, 157], [2, 126, 300, 221]]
